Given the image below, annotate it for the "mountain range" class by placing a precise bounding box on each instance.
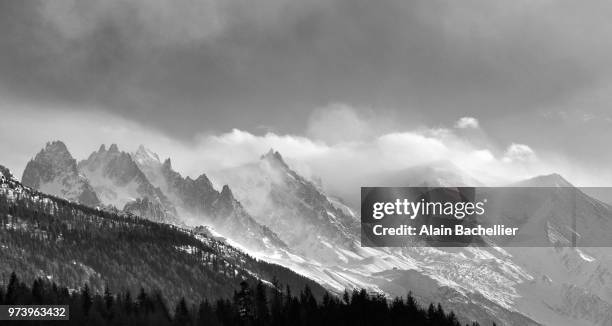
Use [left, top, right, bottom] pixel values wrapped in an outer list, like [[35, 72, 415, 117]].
[[21, 141, 285, 253], [12, 140, 612, 325]]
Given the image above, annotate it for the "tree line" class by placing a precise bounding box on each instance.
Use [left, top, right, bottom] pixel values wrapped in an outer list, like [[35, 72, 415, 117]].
[[0, 272, 487, 326]]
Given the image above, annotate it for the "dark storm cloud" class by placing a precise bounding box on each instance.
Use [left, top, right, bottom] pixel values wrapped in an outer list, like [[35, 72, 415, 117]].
[[1, 0, 612, 138]]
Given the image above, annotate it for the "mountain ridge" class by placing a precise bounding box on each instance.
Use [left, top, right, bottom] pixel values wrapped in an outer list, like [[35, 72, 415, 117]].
[[131, 145, 289, 253]]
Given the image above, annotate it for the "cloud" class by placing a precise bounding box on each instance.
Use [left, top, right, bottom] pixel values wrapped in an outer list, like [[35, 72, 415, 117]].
[[195, 114, 556, 204], [455, 117, 480, 129], [502, 143, 536, 163], [178, 109, 550, 190], [36, 0, 311, 48], [0, 100, 534, 179], [2, 99, 609, 208], [3, 0, 612, 139]]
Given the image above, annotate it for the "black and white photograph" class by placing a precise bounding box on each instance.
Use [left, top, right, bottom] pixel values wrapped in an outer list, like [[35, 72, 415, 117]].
[[1, 1, 612, 325]]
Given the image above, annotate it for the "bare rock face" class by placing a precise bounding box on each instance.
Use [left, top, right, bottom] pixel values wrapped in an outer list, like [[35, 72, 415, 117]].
[[21, 141, 100, 206], [78, 144, 176, 220], [124, 197, 178, 224]]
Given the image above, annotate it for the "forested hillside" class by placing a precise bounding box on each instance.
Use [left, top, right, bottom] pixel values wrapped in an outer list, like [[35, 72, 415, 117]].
[[0, 166, 325, 306]]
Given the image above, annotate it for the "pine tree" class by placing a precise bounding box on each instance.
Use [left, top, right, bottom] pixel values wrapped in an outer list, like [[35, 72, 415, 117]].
[[104, 285, 113, 310], [81, 284, 93, 315], [235, 281, 253, 324], [254, 281, 270, 326], [270, 278, 283, 326], [32, 278, 44, 303], [174, 298, 191, 326], [197, 300, 220, 326], [0, 271, 483, 326], [5, 272, 18, 304]]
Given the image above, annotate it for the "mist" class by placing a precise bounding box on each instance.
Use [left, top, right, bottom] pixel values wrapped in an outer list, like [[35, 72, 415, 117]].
[[4, 100, 607, 209]]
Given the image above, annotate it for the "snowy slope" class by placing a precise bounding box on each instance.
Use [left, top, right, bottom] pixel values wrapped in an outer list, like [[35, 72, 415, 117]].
[[210, 150, 360, 264], [211, 151, 612, 326]]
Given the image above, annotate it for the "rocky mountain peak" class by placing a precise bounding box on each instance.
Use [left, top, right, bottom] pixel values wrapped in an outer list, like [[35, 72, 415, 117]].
[[194, 173, 213, 189], [21, 141, 100, 206], [220, 184, 234, 200], [213, 150, 360, 259], [261, 148, 289, 169], [108, 144, 119, 153], [123, 196, 177, 224], [39, 141, 75, 168], [162, 158, 172, 170], [133, 145, 161, 167], [44, 140, 70, 154], [23, 140, 78, 186]]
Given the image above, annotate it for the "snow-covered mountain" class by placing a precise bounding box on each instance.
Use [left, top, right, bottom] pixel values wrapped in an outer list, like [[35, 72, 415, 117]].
[[21, 141, 100, 206], [211, 150, 359, 264], [365, 175, 612, 326], [373, 174, 612, 326], [211, 150, 612, 326], [77, 144, 177, 220], [478, 174, 612, 247], [130, 145, 288, 253], [208, 150, 537, 324]]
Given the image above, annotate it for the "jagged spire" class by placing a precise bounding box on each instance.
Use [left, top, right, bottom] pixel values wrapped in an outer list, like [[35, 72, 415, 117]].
[[220, 184, 233, 199], [35, 140, 73, 163], [194, 173, 214, 190], [162, 158, 172, 169], [98, 144, 106, 152], [41, 141, 70, 157], [261, 148, 289, 168], [109, 144, 119, 153], [132, 145, 161, 165], [47, 140, 67, 149]]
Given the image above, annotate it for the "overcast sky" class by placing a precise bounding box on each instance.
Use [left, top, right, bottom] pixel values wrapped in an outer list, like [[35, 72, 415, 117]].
[[1, 0, 612, 188]]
